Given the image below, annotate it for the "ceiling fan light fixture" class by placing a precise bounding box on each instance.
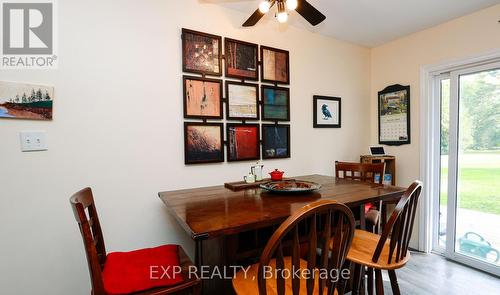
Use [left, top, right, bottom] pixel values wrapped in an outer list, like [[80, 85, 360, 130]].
[[277, 11, 288, 23], [258, 1, 271, 14], [286, 0, 298, 10], [276, 0, 288, 23]]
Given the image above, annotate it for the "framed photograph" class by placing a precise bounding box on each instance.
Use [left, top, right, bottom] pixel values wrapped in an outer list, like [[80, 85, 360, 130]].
[[183, 76, 223, 119], [262, 124, 290, 159], [182, 28, 222, 76], [226, 81, 259, 120], [378, 84, 410, 145], [313, 96, 341, 128], [227, 123, 260, 162], [225, 38, 258, 81], [261, 85, 290, 121], [260, 46, 290, 84], [184, 122, 224, 164], [0, 81, 54, 120]]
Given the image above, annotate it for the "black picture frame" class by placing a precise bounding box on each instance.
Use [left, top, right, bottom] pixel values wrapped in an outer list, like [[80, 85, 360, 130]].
[[184, 122, 224, 164], [183, 75, 223, 120], [224, 38, 259, 81], [378, 84, 411, 146], [261, 85, 290, 122], [182, 28, 222, 76], [313, 96, 341, 128], [226, 123, 261, 162], [262, 124, 291, 159], [260, 45, 290, 85], [225, 81, 260, 120]]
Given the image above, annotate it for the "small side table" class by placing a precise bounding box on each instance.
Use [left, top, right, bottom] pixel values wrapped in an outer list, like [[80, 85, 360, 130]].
[[360, 155, 396, 185]]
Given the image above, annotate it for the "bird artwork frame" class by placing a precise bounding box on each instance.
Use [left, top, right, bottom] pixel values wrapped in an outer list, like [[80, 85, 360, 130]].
[[313, 95, 341, 128]]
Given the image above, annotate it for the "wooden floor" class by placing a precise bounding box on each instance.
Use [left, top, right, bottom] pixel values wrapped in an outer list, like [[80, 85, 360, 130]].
[[376, 252, 500, 294]]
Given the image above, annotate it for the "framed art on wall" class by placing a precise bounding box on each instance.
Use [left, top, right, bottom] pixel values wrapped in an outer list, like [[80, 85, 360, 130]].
[[0, 81, 54, 120], [226, 81, 259, 120], [184, 122, 224, 164], [260, 46, 290, 85], [183, 76, 223, 119], [225, 38, 258, 81], [261, 85, 290, 121], [182, 28, 222, 76], [378, 84, 410, 145], [262, 124, 290, 159], [227, 123, 260, 162], [313, 96, 341, 128]]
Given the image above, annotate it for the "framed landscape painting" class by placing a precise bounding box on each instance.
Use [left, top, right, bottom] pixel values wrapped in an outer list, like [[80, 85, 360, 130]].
[[0, 81, 54, 120], [184, 122, 224, 164], [262, 85, 290, 121], [226, 81, 259, 120], [227, 123, 260, 162], [313, 96, 341, 128], [225, 38, 258, 81], [183, 76, 223, 119], [182, 28, 222, 76], [262, 124, 290, 159], [261, 46, 290, 84]]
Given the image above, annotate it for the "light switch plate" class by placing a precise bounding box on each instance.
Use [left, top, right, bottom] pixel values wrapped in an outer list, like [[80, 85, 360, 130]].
[[20, 131, 48, 152]]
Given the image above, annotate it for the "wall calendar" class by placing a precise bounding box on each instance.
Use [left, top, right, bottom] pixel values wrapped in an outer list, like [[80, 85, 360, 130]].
[[378, 84, 410, 146]]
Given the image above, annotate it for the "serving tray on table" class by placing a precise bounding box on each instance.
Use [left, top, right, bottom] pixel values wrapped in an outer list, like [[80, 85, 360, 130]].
[[259, 180, 322, 194]]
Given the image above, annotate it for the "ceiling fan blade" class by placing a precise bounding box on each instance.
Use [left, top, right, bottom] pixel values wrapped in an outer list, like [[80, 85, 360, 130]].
[[295, 0, 326, 26], [242, 9, 264, 27], [242, 0, 276, 27]]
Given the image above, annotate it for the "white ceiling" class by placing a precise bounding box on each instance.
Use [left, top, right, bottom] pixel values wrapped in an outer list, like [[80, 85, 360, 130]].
[[203, 0, 500, 47]]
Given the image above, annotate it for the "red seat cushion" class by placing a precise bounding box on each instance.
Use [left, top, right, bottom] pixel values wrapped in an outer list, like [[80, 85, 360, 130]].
[[102, 245, 184, 295]]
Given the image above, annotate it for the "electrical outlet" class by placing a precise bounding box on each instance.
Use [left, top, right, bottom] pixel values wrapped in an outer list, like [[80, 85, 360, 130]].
[[20, 131, 48, 152]]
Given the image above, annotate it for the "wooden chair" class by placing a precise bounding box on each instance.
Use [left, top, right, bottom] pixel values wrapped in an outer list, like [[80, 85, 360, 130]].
[[346, 181, 422, 295], [335, 161, 386, 233], [70, 187, 201, 295], [232, 200, 356, 295]]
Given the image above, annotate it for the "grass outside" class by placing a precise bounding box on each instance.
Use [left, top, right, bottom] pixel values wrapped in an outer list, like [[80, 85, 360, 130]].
[[440, 151, 500, 215]]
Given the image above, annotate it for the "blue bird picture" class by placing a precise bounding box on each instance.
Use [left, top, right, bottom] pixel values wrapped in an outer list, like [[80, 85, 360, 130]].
[[321, 104, 333, 120], [314, 96, 341, 128]]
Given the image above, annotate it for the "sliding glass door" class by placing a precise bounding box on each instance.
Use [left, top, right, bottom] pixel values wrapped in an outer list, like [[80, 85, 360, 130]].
[[436, 62, 500, 275]]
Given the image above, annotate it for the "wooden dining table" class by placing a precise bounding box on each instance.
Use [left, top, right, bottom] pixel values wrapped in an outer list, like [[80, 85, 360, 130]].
[[158, 174, 406, 294]]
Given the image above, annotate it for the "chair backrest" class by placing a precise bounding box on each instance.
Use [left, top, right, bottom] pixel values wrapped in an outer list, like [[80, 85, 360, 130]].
[[372, 181, 423, 264], [335, 161, 385, 184], [258, 200, 355, 295], [70, 187, 106, 295]]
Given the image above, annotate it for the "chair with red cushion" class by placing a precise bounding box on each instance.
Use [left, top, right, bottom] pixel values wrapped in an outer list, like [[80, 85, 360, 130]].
[[335, 161, 386, 233], [70, 187, 201, 295]]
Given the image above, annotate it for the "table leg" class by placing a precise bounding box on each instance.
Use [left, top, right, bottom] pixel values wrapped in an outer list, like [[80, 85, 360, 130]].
[[359, 205, 366, 230], [195, 239, 203, 268], [194, 239, 204, 294]]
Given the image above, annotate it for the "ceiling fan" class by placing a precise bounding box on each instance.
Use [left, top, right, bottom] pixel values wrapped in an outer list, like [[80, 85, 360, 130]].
[[243, 0, 326, 27]]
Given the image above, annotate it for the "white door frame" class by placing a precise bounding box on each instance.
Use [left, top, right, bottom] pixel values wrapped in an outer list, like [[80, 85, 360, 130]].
[[419, 49, 500, 254], [443, 61, 500, 276]]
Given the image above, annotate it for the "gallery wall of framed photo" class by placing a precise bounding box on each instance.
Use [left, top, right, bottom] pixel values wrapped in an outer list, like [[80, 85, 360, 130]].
[[181, 28, 291, 164]]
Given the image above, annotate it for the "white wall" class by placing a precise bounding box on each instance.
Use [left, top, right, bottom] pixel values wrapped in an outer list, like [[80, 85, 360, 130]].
[[370, 4, 500, 248], [0, 0, 371, 294]]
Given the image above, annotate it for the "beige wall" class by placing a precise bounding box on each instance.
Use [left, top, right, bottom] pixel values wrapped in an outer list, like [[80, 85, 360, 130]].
[[0, 1, 371, 294], [370, 4, 500, 247], [1, 1, 499, 293]]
